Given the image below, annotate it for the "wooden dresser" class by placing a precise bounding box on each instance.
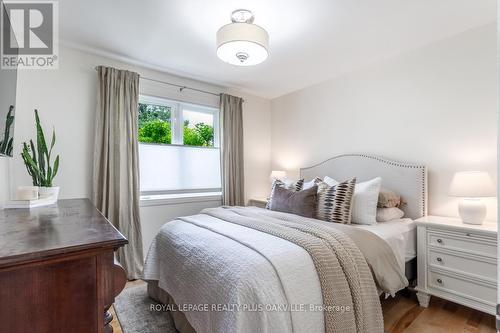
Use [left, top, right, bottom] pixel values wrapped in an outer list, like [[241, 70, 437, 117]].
[[415, 215, 497, 315], [0, 198, 128, 333]]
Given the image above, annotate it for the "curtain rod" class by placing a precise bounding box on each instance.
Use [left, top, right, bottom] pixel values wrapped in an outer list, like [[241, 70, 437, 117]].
[[94, 66, 223, 98]]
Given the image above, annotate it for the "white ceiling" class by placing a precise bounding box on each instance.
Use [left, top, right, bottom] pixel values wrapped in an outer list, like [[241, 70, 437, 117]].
[[60, 0, 496, 99]]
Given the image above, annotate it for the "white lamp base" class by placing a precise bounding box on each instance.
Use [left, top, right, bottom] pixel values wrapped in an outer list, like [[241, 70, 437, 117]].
[[458, 198, 487, 225]]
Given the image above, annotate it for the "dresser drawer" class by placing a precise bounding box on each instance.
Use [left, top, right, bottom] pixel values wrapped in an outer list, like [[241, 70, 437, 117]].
[[428, 270, 496, 305], [428, 249, 496, 281], [427, 230, 496, 258]]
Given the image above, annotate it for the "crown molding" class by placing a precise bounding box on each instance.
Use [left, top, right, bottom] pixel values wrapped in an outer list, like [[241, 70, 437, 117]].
[[60, 40, 232, 89]]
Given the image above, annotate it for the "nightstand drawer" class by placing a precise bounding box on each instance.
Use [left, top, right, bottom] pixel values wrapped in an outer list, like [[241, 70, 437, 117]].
[[427, 230, 496, 258], [428, 270, 496, 305], [428, 249, 496, 281]]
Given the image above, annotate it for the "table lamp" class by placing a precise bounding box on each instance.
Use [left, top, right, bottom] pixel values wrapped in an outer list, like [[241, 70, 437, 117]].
[[270, 170, 286, 182], [449, 171, 495, 225]]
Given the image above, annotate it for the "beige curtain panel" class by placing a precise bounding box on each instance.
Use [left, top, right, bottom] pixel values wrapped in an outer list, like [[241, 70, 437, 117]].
[[220, 94, 245, 206], [93, 66, 144, 279]]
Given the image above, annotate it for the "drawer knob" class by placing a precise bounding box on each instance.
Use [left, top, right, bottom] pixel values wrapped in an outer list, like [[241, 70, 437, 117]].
[[437, 238, 443, 243], [466, 233, 471, 237], [436, 257, 442, 262], [437, 278, 443, 284]]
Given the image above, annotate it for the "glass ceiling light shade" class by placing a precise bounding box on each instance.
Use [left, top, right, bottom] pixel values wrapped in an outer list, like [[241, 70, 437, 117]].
[[216, 10, 269, 66]]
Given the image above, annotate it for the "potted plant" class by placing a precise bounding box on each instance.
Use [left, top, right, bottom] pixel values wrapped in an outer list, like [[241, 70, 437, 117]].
[[0, 105, 14, 156], [21, 110, 60, 200]]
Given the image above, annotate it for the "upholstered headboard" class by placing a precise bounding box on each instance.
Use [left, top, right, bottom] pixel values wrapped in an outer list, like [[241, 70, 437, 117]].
[[300, 154, 427, 219]]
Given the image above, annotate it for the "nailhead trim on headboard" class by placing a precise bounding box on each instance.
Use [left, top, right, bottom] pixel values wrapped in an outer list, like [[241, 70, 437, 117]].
[[300, 154, 428, 217]]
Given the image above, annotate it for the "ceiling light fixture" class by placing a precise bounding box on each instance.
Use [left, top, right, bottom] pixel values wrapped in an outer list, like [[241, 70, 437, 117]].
[[216, 9, 269, 66]]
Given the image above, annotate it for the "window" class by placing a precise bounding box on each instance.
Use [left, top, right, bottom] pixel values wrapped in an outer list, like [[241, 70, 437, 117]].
[[138, 96, 221, 197]]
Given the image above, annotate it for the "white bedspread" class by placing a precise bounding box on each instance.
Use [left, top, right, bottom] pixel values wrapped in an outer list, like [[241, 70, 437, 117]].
[[143, 213, 324, 333], [143, 208, 405, 333], [350, 219, 416, 272]]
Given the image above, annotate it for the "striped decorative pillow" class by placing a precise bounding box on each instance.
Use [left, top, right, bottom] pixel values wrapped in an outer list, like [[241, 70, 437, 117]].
[[266, 178, 305, 209], [315, 177, 357, 224]]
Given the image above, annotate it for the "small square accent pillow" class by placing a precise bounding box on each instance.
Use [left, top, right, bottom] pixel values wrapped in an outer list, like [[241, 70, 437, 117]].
[[315, 177, 356, 224], [378, 188, 402, 208], [376, 207, 405, 222], [269, 185, 318, 218], [266, 178, 304, 209]]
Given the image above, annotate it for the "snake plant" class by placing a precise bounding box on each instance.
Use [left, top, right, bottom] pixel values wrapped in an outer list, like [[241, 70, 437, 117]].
[[0, 105, 14, 156], [21, 110, 60, 187]]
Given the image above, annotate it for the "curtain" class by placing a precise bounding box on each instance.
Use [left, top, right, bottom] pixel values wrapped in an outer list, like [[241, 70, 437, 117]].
[[220, 94, 245, 206], [93, 66, 143, 279]]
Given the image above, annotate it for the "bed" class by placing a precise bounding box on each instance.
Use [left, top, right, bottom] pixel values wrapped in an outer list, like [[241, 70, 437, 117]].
[[143, 154, 427, 333]]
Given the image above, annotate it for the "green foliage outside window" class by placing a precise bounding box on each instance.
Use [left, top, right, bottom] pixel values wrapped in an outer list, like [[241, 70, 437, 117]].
[[138, 120, 172, 144], [183, 121, 214, 146], [138, 103, 171, 127], [138, 103, 214, 147]]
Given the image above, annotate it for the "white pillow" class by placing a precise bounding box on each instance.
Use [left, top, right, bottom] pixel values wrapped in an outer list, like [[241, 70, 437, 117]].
[[376, 207, 405, 222], [324, 176, 382, 225], [302, 178, 318, 190]]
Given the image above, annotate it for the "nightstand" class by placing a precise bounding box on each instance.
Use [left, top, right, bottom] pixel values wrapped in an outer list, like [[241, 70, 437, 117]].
[[248, 198, 267, 208], [415, 215, 497, 315]]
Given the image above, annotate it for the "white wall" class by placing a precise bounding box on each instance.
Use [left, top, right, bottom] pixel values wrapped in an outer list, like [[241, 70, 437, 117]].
[[0, 159, 9, 204], [7, 45, 271, 251], [271, 24, 497, 221]]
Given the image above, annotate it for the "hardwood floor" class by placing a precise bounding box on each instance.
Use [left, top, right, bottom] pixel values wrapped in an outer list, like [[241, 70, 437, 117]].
[[111, 282, 496, 333], [383, 291, 495, 333]]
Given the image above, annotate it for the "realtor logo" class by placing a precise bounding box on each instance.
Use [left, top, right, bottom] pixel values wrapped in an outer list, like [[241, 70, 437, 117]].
[[1, 0, 58, 69]]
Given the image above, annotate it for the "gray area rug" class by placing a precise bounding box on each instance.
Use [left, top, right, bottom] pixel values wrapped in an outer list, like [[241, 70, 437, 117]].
[[114, 284, 177, 333]]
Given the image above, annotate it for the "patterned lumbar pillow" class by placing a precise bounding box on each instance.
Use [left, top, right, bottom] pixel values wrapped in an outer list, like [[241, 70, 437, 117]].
[[266, 178, 305, 209], [315, 177, 357, 224]]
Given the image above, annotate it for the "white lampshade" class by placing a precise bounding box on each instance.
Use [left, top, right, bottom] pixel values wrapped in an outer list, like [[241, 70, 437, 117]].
[[270, 170, 286, 180], [449, 171, 496, 198], [216, 10, 269, 66]]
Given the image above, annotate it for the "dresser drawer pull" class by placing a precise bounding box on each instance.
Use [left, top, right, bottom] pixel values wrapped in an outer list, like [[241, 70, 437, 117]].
[[436, 257, 442, 262], [466, 233, 471, 237], [436, 238, 443, 243], [436, 278, 443, 284]]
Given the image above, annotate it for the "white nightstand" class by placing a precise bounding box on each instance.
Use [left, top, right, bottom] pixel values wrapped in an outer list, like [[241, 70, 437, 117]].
[[415, 215, 497, 315], [247, 198, 267, 208]]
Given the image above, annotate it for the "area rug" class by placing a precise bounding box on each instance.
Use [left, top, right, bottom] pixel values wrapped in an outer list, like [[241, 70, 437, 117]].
[[114, 284, 177, 333]]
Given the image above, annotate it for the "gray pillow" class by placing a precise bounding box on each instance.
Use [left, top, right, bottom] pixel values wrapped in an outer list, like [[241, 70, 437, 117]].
[[266, 178, 304, 209], [269, 185, 318, 218]]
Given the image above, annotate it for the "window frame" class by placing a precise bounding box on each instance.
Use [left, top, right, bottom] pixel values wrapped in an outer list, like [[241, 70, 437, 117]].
[[138, 95, 222, 199], [138, 95, 220, 147]]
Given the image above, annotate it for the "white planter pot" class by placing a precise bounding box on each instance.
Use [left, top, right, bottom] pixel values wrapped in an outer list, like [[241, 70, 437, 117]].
[[38, 186, 60, 201]]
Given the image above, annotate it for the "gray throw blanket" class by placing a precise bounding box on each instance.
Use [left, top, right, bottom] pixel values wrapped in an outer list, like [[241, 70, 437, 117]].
[[200, 206, 384, 333]]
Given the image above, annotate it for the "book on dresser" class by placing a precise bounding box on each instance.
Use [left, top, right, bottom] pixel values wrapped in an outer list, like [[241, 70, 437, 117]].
[[415, 215, 497, 315], [4, 196, 57, 209], [0, 198, 128, 333]]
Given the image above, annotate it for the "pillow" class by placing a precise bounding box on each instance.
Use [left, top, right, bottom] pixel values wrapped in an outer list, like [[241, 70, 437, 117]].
[[315, 178, 356, 224], [269, 185, 318, 218], [266, 178, 304, 209], [378, 188, 402, 208], [280, 177, 305, 191], [303, 177, 321, 190], [324, 176, 382, 225], [376, 207, 405, 222]]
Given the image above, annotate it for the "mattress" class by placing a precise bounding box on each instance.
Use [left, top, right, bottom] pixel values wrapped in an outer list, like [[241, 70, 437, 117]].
[[349, 218, 416, 273]]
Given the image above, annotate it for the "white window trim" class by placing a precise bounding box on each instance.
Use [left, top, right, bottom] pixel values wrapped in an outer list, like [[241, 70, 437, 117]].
[[140, 192, 222, 206], [139, 95, 220, 148]]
